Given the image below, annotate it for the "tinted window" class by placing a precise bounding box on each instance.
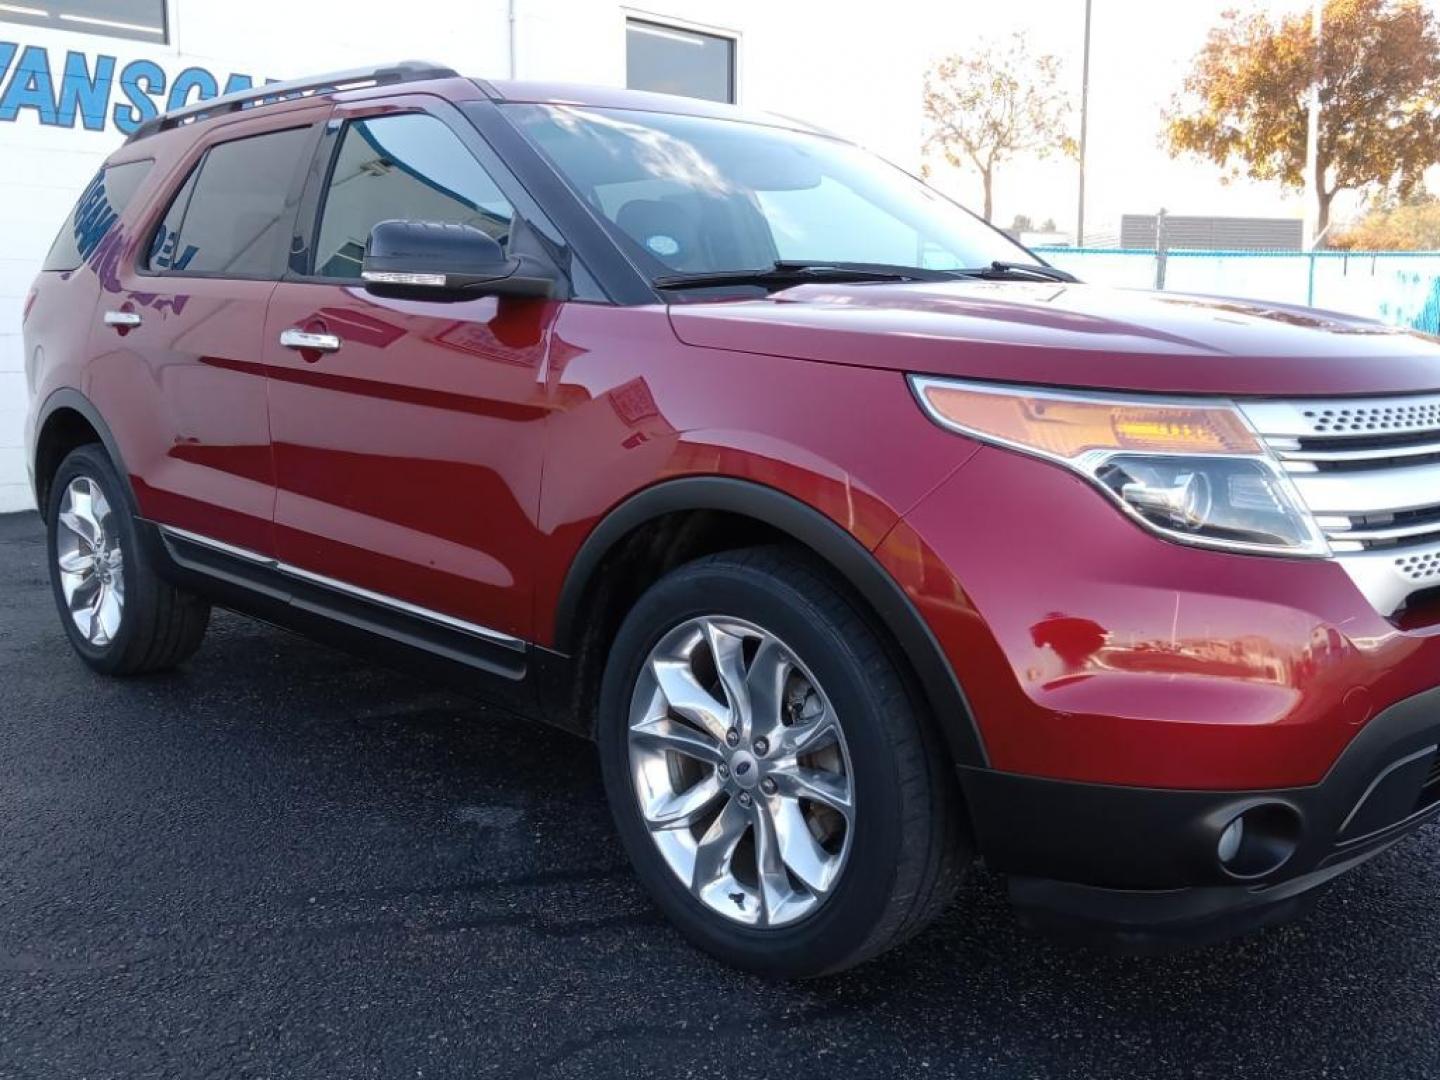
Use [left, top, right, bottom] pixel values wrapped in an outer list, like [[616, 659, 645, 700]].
[[0, 0, 167, 43], [147, 167, 199, 272], [152, 126, 310, 278], [44, 160, 153, 272], [313, 114, 514, 280], [626, 19, 735, 104]]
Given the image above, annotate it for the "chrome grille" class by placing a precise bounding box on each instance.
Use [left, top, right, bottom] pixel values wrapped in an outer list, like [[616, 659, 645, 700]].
[[1241, 395, 1440, 615], [1295, 401, 1440, 436], [1398, 551, 1440, 582]]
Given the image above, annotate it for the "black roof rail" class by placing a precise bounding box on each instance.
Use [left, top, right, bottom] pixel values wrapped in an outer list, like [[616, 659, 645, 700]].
[[125, 60, 459, 143]]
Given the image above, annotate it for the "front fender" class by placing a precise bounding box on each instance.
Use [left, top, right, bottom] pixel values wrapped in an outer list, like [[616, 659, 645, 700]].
[[550, 474, 989, 770]]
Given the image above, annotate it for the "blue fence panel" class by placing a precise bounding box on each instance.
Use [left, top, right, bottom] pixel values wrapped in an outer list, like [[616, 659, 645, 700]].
[[1032, 247, 1440, 335], [1166, 251, 1315, 305], [1038, 248, 1157, 289]]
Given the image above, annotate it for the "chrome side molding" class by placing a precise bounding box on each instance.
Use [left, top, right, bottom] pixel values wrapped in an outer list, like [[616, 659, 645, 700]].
[[159, 525, 526, 651]]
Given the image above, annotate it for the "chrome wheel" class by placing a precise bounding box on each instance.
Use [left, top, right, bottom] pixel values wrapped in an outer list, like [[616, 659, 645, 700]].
[[627, 615, 854, 928], [55, 476, 125, 647]]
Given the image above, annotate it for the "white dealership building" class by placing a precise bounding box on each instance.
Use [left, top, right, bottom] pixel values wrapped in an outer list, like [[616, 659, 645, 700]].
[[0, 0, 928, 510]]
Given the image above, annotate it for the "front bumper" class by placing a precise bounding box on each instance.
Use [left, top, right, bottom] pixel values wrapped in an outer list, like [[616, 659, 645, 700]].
[[877, 443, 1440, 791], [874, 441, 1440, 940], [963, 681, 1440, 942], [1006, 834, 1419, 948]]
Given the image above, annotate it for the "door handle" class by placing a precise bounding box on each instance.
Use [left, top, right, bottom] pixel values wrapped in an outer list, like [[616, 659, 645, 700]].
[[279, 328, 341, 353], [103, 310, 142, 328]]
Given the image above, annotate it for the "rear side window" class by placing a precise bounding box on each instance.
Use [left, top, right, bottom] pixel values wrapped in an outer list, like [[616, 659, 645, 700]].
[[147, 126, 311, 278], [43, 160, 153, 272], [147, 167, 200, 272], [312, 113, 513, 279]]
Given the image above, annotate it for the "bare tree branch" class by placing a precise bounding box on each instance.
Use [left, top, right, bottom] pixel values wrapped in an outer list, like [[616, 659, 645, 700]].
[[923, 33, 1078, 223]]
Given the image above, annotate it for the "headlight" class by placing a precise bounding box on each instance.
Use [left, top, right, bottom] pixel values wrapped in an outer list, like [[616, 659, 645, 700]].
[[910, 377, 1329, 557]]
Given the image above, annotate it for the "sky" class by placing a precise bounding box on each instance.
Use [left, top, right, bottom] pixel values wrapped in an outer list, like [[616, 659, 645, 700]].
[[914, 0, 1440, 241]]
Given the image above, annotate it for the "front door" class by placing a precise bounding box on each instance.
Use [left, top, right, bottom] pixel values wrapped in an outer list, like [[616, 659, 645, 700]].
[[262, 104, 559, 641]]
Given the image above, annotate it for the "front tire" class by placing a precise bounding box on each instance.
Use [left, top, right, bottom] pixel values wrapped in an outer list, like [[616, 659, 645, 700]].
[[597, 546, 969, 977], [45, 445, 211, 675]]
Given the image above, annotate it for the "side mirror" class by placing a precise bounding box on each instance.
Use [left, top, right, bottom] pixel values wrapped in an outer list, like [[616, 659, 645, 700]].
[[360, 220, 555, 301]]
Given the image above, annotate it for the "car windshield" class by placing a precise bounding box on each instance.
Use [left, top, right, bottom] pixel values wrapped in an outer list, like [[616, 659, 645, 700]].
[[500, 103, 1040, 283]]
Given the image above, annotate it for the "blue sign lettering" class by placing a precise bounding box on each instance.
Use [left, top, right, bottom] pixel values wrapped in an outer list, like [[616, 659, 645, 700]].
[[0, 44, 58, 125], [114, 58, 164, 132], [58, 51, 116, 131], [167, 66, 217, 110], [222, 73, 255, 95], [0, 41, 261, 133]]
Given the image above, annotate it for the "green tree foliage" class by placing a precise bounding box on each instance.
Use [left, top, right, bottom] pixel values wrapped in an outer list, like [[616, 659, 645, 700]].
[[1333, 193, 1440, 250], [1166, 0, 1440, 238]]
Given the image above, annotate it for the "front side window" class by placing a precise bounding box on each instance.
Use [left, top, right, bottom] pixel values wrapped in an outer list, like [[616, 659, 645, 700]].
[[0, 0, 167, 43], [147, 126, 311, 277], [147, 166, 198, 272], [312, 113, 514, 280], [625, 19, 735, 104], [504, 104, 1037, 280]]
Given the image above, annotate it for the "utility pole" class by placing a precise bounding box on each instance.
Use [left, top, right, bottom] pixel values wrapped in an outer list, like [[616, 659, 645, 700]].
[[1076, 0, 1093, 247], [1154, 207, 1168, 290], [1303, 0, 1323, 249]]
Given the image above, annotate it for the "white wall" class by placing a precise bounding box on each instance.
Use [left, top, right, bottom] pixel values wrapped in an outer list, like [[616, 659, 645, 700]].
[[0, 0, 926, 511]]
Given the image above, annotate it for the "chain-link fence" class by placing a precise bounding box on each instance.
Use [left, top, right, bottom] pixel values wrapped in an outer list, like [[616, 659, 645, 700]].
[[1034, 247, 1440, 335]]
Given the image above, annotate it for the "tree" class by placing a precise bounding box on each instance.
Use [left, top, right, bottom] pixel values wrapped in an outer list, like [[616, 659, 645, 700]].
[[1011, 213, 1035, 233], [923, 33, 1077, 222], [1332, 192, 1440, 249], [1165, 0, 1440, 241]]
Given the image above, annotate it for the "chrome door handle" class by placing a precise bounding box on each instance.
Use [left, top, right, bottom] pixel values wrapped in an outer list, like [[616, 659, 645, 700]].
[[279, 328, 341, 353], [103, 310, 142, 328]]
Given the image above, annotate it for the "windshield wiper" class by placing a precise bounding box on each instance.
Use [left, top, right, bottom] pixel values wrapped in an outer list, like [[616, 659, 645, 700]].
[[653, 260, 961, 291], [957, 260, 1079, 283]]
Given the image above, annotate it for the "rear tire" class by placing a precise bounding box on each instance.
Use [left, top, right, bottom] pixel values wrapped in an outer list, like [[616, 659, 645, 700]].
[[597, 545, 969, 977], [45, 444, 211, 675]]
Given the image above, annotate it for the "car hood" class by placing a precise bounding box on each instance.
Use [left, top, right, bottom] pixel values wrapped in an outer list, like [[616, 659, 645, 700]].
[[666, 280, 1440, 397]]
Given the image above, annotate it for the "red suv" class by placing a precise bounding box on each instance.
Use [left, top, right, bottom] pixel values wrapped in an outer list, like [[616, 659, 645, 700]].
[[23, 62, 1440, 976]]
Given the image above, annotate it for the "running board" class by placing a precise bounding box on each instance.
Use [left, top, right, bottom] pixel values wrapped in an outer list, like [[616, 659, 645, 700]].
[[156, 525, 529, 681]]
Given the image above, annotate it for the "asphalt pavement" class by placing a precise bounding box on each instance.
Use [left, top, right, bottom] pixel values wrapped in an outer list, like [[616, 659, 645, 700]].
[[3, 509, 1440, 1079]]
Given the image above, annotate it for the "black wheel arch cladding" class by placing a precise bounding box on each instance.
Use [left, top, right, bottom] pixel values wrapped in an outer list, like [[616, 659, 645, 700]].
[[554, 476, 989, 771]]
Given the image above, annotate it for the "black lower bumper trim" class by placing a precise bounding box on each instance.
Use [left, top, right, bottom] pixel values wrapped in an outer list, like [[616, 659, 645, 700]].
[[1006, 821, 1427, 949], [959, 682, 1440, 930]]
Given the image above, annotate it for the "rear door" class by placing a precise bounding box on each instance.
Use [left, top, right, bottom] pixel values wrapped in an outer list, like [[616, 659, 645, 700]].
[[262, 98, 562, 641], [102, 112, 324, 554]]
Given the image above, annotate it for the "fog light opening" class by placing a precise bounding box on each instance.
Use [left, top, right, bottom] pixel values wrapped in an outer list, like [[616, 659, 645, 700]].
[[1217, 817, 1245, 864], [1216, 803, 1300, 880]]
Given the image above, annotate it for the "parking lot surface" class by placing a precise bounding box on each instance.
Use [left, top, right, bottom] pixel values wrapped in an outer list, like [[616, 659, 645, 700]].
[[3, 510, 1440, 1079]]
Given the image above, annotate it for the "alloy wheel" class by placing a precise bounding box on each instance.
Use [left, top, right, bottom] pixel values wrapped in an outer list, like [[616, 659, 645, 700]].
[[54, 476, 125, 647], [627, 615, 854, 928]]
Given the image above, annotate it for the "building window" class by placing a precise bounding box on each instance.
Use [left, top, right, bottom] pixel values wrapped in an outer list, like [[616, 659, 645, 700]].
[[625, 18, 735, 104], [0, 1, 168, 43]]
